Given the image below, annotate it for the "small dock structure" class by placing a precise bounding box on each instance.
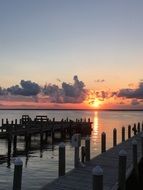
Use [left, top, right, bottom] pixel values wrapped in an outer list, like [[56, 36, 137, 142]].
[[0, 115, 92, 140]]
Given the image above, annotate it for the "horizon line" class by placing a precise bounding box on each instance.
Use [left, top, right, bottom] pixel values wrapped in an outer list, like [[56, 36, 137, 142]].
[[0, 108, 143, 111]]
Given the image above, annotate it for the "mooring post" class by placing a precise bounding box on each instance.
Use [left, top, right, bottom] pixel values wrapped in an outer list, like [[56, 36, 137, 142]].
[[1, 118, 4, 126], [59, 142, 66, 177], [81, 146, 85, 163], [128, 125, 131, 139], [85, 136, 90, 161], [13, 158, 23, 190], [92, 165, 103, 190], [6, 118, 9, 125], [133, 124, 137, 136], [137, 122, 140, 133], [132, 139, 139, 178], [141, 133, 143, 158], [140, 133, 143, 185], [118, 149, 127, 190], [88, 118, 90, 123], [142, 122, 143, 131], [101, 132, 106, 153], [71, 134, 81, 168], [15, 119, 17, 125], [74, 147, 80, 168], [113, 128, 117, 147], [122, 127, 125, 142]]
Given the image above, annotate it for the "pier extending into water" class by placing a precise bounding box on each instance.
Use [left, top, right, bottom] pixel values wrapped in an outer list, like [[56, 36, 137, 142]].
[[41, 123, 143, 190]]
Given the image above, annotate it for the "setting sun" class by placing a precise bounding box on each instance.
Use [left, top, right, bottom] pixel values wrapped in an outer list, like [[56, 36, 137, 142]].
[[92, 99, 101, 108]]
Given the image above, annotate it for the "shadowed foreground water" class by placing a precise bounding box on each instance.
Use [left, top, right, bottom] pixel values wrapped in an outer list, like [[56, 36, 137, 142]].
[[0, 110, 143, 190]]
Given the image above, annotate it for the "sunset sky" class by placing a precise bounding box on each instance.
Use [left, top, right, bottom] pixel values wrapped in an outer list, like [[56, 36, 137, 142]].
[[0, 0, 143, 109]]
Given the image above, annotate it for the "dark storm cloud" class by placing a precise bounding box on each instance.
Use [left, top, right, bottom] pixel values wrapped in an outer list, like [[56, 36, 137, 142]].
[[7, 80, 40, 96], [43, 75, 86, 103], [118, 82, 143, 99]]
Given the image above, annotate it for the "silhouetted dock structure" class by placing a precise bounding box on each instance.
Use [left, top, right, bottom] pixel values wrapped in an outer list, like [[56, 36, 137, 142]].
[[0, 115, 92, 166], [0, 115, 92, 139]]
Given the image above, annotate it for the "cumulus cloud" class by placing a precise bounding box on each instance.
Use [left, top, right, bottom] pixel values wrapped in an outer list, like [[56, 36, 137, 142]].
[[118, 82, 143, 99], [43, 75, 86, 103], [131, 99, 140, 105], [7, 80, 40, 96], [0, 87, 7, 95]]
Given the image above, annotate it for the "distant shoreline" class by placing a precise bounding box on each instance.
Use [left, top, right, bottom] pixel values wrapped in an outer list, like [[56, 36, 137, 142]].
[[0, 108, 143, 111]]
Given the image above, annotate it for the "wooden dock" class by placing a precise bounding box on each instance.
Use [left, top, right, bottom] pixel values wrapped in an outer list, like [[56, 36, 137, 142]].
[[41, 132, 143, 190], [0, 115, 92, 139]]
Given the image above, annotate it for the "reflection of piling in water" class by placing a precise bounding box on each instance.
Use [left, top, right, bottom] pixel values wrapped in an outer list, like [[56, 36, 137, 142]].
[[7, 133, 12, 167], [45, 131, 48, 142], [13, 135, 17, 156]]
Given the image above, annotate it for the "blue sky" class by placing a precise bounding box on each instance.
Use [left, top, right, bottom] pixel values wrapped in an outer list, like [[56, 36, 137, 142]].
[[0, 0, 143, 108]]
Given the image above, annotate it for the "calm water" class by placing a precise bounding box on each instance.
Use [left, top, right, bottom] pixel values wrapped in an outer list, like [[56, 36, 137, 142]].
[[0, 110, 143, 190]]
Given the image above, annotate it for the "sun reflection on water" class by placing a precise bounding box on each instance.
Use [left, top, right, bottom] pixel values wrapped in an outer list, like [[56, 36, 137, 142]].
[[91, 112, 100, 150]]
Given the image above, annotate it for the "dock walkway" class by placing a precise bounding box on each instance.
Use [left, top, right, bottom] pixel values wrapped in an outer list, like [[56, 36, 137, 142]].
[[41, 133, 142, 190]]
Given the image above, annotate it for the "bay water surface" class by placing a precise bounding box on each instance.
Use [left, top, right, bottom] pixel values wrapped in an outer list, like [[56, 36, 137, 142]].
[[0, 110, 142, 190]]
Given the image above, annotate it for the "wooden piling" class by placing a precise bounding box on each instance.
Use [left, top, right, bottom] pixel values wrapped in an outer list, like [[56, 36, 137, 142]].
[[59, 143, 66, 177], [13, 158, 23, 190], [85, 136, 90, 161], [72, 134, 81, 168], [132, 140, 139, 178], [128, 125, 131, 139], [81, 146, 85, 163], [137, 122, 140, 133], [15, 119, 17, 125], [101, 132, 106, 153], [92, 165, 103, 190], [133, 124, 137, 136], [141, 133, 143, 158], [2, 118, 4, 126], [113, 128, 117, 147], [74, 147, 79, 168], [118, 149, 127, 190], [122, 127, 125, 142]]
